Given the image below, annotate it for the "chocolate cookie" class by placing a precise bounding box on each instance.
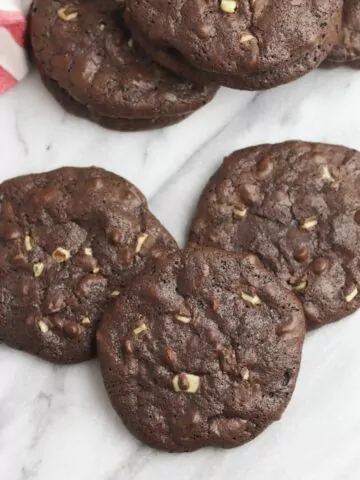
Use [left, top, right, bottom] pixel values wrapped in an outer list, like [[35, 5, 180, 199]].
[[125, 0, 342, 90], [189, 141, 360, 330], [97, 248, 305, 452], [40, 74, 189, 131], [0, 167, 177, 363], [30, 0, 217, 131], [327, 0, 360, 64]]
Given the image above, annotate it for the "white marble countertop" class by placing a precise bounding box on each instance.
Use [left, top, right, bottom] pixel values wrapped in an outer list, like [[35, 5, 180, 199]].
[[1, 67, 360, 480]]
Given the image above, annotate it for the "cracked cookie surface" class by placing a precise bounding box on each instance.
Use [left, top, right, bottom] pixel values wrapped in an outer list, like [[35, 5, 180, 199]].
[[125, 0, 342, 89], [189, 141, 360, 329], [0, 167, 177, 363], [97, 248, 305, 452], [30, 0, 217, 128]]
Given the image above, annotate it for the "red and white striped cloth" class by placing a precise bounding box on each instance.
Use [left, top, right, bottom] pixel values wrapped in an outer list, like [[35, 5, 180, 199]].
[[0, 0, 31, 94]]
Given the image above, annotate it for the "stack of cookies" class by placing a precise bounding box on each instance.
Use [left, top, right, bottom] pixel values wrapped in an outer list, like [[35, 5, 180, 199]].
[[29, 0, 360, 132], [1, 140, 360, 452], [30, 0, 218, 131]]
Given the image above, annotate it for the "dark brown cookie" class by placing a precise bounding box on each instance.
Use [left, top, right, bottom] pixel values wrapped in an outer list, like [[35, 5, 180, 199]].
[[97, 248, 305, 452], [0, 167, 178, 364], [30, 0, 217, 130], [125, 0, 342, 90], [41, 74, 189, 131], [189, 141, 360, 330], [327, 0, 360, 64]]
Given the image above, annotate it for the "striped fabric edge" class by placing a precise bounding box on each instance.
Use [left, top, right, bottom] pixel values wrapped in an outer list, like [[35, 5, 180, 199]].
[[0, 65, 17, 91]]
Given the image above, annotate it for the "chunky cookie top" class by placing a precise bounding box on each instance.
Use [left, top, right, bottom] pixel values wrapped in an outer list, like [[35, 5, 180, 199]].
[[31, 0, 216, 118], [126, 0, 342, 75], [189, 141, 360, 329], [0, 167, 177, 363], [98, 248, 305, 452]]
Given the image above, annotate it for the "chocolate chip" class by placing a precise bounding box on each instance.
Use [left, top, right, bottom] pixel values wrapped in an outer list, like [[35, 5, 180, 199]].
[[240, 367, 250, 380], [276, 314, 299, 336], [121, 248, 133, 265], [300, 216, 318, 231], [123, 339, 133, 354], [354, 210, 360, 225], [292, 276, 307, 291], [321, 165, 334, 183], [24, 235, 33, 252], [52, 318, 65, 332], [293, 246, 310, 262], [133, 322, 148, 335], [44, 293, 65, 313], [135, 233, 149, 254], [174, 314, 191, 324], [52, 247, 71, 263], [345, 286, 358, 303], [33, 262, 44, 278], [38, 319, 50, 334], [233, 207, 247, 218], [172, 372, 200, 393], [0, 223, 22, 240], [240, 32, 256, 43], [239, 184, 259, 205], [220, 0, 237, 13], [75, 254, 98, 272], [178, 372, 190, 390], [163, 347, 176, 365], [108, 227, 122, 245], [310, 257, 329, 274], [12, 253, 28, 267], [64, 322, 80, 338], [240, 291, 261, 306], [57, 5, 78, 21], [256, 157, 273, 178]]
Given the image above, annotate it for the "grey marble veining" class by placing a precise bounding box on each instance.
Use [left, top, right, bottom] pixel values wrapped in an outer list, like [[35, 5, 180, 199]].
[[1, 65, 360, 480]]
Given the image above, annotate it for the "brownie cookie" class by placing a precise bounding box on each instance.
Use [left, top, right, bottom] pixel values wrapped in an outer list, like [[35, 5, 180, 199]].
[[189, 141, 360, 330], [41, 74, 189, 131], [30, 0, 217, 131], [0, 167, 177, 363], [327, 0, 360, 64], [98, 248, 305, 452], [125, 0, 342, 90]]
